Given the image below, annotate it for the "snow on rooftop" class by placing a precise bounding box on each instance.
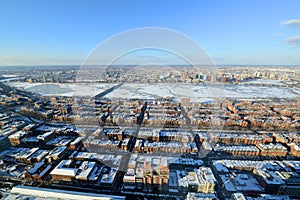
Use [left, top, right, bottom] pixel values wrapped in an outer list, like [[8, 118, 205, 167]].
[[50, 160, 78, 177], [10, 185, 125, 200], [76, 161, 96, 180]]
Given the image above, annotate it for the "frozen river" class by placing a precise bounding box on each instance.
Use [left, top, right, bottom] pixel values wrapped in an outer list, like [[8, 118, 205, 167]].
[[5, 81, 300, 102]]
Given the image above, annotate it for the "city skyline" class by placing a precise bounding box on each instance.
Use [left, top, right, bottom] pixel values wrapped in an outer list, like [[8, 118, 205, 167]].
[[1, 0, 300, 66]]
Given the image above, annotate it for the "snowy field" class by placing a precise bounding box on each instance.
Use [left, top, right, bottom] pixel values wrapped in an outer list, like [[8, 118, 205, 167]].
[[5, 81, 300, 101]]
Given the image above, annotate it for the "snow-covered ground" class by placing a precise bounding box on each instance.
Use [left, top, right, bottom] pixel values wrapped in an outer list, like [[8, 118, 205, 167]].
[[0, 74, 19, 78], [243, 79, 284, 85], [0, 76, 20, 82], [5, 82, 300, 101]]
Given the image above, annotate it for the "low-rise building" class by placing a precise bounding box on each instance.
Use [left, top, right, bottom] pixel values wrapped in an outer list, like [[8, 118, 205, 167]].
[[256, 143, 287, 157]]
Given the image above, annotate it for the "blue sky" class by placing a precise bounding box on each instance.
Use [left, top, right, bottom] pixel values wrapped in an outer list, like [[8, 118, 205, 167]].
[[0, 0, 300, 65]]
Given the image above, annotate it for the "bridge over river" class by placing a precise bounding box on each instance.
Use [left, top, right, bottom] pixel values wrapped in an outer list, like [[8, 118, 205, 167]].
[[94, 83, 123, 99]]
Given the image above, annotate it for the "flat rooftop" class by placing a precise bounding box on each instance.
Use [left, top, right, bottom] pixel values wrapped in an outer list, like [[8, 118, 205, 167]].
[[8, 185, 125, 200]]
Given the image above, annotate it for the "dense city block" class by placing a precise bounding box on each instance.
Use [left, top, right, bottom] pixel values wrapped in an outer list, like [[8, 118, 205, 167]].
[[0, 66, 299, 199]]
